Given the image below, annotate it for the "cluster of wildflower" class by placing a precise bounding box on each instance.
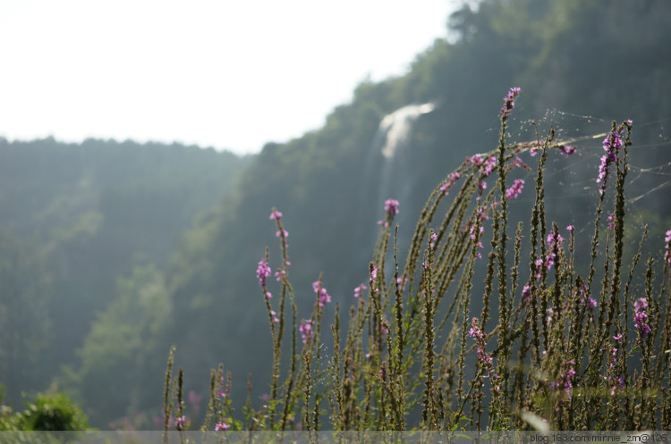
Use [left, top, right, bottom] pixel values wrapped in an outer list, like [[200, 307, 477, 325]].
[[544, 231, 564, 272], [214, 422, 230, 431], [274, 269, 286, 282], [607, 213, 616, 231], [370, 264, 378, 285], [256, 259, 271, 287], [175, 415, 188, 431], [578, 282, 598, 310], [353, 283, 367, 299], [521, 283, 531, 302], [606, 334, 625, 396], [469, 206, 488, 259], [559, 144, 576, 155], [312, 280, 332, 309], [384, 199, 399, 217], [500, 86, 521, 119], [439, 171, 461, 195], [380, 199, 400, 227], [469, 154, 497, 178], [597, 130, 624, 194], [633, 297, 652, 338], [505, 178, 525, 200], [269, 209, 289, 238], [299, 319, 314, 344], [429, 231, 438, 250], [552, 360, 576, 400], [665, 229, 671, 266], [467, 317, 500, 393]]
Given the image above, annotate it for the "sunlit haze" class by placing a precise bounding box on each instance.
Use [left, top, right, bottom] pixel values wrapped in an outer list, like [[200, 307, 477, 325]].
[[0, 1, 458, 154]]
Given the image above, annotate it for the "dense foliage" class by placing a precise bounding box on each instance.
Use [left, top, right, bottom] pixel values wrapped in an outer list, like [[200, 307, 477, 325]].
[[0, 391, 88, 431]]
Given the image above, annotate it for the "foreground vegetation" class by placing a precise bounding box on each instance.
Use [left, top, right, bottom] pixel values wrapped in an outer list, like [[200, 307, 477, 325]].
[[163, 89, 671, 431]]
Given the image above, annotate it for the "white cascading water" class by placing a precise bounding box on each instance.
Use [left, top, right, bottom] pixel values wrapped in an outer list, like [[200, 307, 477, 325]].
[[377, 102, 436, 159], [357, 102, 437, 266], [375, 102, 436, 227]]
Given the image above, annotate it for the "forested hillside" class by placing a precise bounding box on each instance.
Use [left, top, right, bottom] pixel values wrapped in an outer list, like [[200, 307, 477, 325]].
[[2, 0, 671, 428], [0, 138, 248, 412]]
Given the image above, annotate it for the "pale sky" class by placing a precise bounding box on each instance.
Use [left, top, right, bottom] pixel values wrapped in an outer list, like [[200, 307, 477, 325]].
[[0, 1, 458, 154]]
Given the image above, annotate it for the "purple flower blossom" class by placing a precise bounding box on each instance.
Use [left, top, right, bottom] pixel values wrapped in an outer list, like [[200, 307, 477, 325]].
[[664, 229, 671, 266], [275, 228, 289, 238], [607, 213, 616, 231], [175, 415, 187, 431], [551, 360, 576, 400], [534, 257, 544, 280], [440, 171, 461, 195], [613, 333, 623, 343], [559, 145, 576, 155], [469, 154, 484, 167], [478, 180, 487, 192], [607, 343, 624, 396], [299, 319, 314, 344], [468, 317, 501, 393], [633, 297, 652, 338], [353, 283, 367, 299], [256, 259, 271, 287], [577, 282, 596, 310], [467, 317, 485, 341], [522, 283, 531, 302], [269, 209, 283, 221], [587, 297, 598, 310], [270, 310, 279, 324], [547, 232, 565, 248], [566, 224, 575, 233], [481, 156, 497, 177], [274, 269, 286, 282], [429, 232, 438, 250], [500, 86, 522, 118], [215, 422, 230, 431], [384, 199, 400, 217], [544, 231, 564, 271], [561, 361, 577, 400], [312, 280, 332, 309], [603, 131, 623, 151], [597, 130, 624, 194], [505, 179, 525, 200], [468, 207, 488, 259], [265, 291, 272, 300], [469, 155, 497, 177], [370, 264, 378, 282]]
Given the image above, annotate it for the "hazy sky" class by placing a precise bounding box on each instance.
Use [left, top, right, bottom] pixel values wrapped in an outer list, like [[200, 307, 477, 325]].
[[0, 1, 458, 154]]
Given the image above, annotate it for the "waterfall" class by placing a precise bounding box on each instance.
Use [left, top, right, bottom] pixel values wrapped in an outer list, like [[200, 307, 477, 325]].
[[377, 102, 435, 159], [357, 102, 436, 266]]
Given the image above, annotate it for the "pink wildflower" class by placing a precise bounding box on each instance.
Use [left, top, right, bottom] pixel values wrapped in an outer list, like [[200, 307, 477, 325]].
[[505, 179, 525, 200]]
